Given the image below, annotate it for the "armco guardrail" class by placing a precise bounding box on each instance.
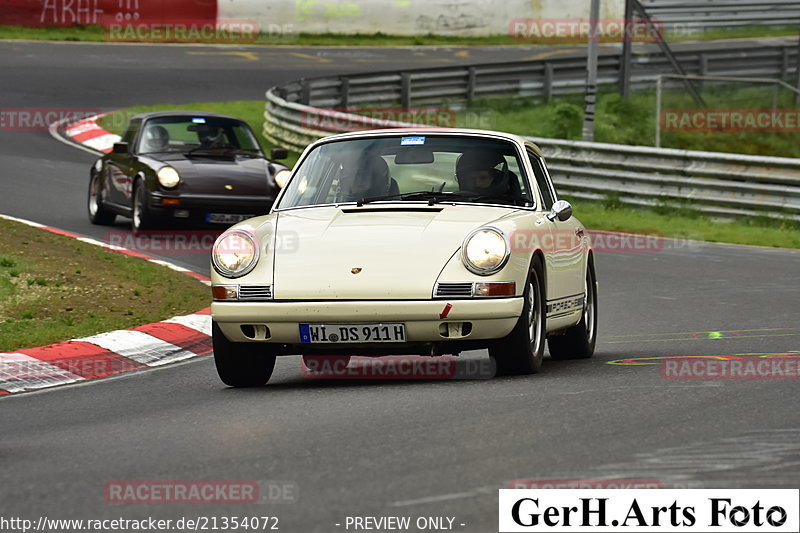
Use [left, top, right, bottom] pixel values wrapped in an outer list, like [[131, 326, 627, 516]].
[[640, 0, 800, 29], [264, 38, 800, 221]]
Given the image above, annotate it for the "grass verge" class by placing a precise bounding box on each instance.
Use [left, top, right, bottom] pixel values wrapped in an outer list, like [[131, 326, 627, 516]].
[[0, 217, 210, 352], [571, 201, 800, 249], [1, 25, 797, 46], [466, 84, 800, 158]]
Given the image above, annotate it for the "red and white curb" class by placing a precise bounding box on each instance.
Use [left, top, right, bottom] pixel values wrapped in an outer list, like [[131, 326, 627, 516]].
[[49, 112, 119, 156], [0, 213, 212, 396], [63, 113, 120, 154]]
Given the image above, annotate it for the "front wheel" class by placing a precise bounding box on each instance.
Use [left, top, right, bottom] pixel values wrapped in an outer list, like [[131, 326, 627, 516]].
[[88, 172, 116, 225], [213, 321, 277, 387], [548, 260, 598, 360], [490, 256, 546, 375], [132, 180, 157, 233]]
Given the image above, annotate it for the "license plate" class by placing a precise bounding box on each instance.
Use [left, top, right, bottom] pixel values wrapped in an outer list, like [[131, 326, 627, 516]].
[[300, 323, 406, 343], [206, 213, 254, 224]]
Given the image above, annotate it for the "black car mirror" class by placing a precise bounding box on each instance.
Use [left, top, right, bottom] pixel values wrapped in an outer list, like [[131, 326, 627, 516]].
[[112, 142, 130, 154], [270, 147, 289, 160]]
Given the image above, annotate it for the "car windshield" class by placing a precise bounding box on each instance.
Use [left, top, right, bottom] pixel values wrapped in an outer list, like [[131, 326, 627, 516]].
[[137, 116, 262, 155], [276, 135, 532, 209]]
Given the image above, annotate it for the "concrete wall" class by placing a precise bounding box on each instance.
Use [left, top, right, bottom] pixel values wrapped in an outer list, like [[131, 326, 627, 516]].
[[219, 0, 626, 37], [2, 0, 626, 37]]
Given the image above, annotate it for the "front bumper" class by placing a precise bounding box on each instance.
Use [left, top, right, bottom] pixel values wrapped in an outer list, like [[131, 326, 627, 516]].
[[149, 192, 273, 222], [212, 298, 523, 348]]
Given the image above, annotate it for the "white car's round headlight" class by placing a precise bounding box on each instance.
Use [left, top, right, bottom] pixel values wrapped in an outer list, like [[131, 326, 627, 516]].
[[274, 169, 291, 188], [462, 227, 509, 275], [157, 166, 180, 188], [212, 230, 259, 278]]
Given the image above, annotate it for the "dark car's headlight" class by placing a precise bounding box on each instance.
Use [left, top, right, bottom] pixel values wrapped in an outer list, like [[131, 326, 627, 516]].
[[462, 227, 509, 275], [274, 169, 291, 188], [212, 230, 259, 278], [157, 166, 180, 188]]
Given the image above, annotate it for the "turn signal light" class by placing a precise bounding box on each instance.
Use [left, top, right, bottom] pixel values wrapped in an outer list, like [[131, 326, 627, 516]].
[[212, 285, 238, 300], [474, 282, 516, 297]]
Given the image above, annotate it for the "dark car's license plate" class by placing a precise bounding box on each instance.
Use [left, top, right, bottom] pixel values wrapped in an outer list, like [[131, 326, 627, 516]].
[[300, 323, 406, 343], [206, 213, 254, 224]]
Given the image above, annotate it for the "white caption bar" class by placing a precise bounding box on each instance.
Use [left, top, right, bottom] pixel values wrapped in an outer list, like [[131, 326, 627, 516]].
[[499, 489, 799, 532]]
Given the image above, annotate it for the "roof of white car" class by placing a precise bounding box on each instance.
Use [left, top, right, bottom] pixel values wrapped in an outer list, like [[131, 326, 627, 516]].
[[318, 128, 543, 156]]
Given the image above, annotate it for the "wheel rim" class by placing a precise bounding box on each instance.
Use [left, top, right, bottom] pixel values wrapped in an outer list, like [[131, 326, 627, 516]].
[[527, 279, 543, 354], [584, 273, 596, 341], [89, 176, 99, 216], [132, 187, 142, 229]]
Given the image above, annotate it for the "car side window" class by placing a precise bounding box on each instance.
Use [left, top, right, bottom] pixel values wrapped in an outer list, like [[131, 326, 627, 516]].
[[528, 151, 556, 210]]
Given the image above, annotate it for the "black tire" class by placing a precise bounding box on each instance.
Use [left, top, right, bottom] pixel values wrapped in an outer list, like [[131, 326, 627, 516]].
[[548, 260, 598, 360], [490, 256, 546, 375], [132, 180, 156, 232], [88, 172, 116, 225], [213, 321, 277, 387], [302, 355, 351, 372]]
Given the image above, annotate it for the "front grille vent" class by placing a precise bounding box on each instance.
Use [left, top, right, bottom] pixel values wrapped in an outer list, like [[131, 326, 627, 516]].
[[238, 285, 273, 300], [434, 282, 474, 298]]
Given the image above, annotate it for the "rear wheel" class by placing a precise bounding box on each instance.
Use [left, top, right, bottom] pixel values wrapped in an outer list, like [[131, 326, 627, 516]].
[[548, 260, 598, 360], [213, 321, 277, 387], [88, 172, 116, 225], [490, 256, 546, 375]]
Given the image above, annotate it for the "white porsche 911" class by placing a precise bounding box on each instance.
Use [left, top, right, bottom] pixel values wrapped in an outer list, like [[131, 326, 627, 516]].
[[210, 128, 597, 386]]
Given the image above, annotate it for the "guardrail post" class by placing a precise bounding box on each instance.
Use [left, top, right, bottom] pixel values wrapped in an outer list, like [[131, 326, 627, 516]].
[[619, 0, 634, 98], [401, 73, 411, 108], [781, 48, 790, 81], [698, 54, 707, 92], [466, 67, 477, 102], [544, 63, 554, 102], [796, 35, 800, 105], [340, 77, 350, 109], [300, 79, 311, 106]]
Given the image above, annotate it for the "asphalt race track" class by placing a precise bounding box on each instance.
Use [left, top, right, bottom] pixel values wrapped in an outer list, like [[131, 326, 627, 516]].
[[1, 41, 799, 532]]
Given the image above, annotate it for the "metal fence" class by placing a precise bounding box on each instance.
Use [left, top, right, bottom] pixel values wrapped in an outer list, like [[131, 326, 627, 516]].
[[264, 38, 800, 221], [639, 0, 800, 29]]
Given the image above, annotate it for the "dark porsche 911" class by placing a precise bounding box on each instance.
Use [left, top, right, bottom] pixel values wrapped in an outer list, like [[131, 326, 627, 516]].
[[87, 111, 290, 231]]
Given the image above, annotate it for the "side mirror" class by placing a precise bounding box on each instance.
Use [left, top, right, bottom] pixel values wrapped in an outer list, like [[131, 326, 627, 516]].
[[112, 142, 130, 154], [547, 200, 573, 222], [270, 147, 288, 160]]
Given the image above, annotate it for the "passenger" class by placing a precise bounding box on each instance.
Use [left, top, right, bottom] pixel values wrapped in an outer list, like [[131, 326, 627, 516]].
[[142, 125, 169, 152], [456, 151, 510, 197]]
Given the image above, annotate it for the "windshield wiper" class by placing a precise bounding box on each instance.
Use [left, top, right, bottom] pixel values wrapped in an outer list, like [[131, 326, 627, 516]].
[[356, 190, 467, 207]]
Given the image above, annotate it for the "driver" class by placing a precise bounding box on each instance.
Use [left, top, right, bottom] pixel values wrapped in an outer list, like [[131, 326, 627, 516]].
[[455, 151, 510, 197], [342, 154, 399, 202], [197, 125, 226, 148], [142, 125, 169, 152]]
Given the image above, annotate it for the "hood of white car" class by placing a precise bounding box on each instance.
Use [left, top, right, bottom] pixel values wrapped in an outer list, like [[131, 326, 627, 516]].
[[272, 204, 515, 300]]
